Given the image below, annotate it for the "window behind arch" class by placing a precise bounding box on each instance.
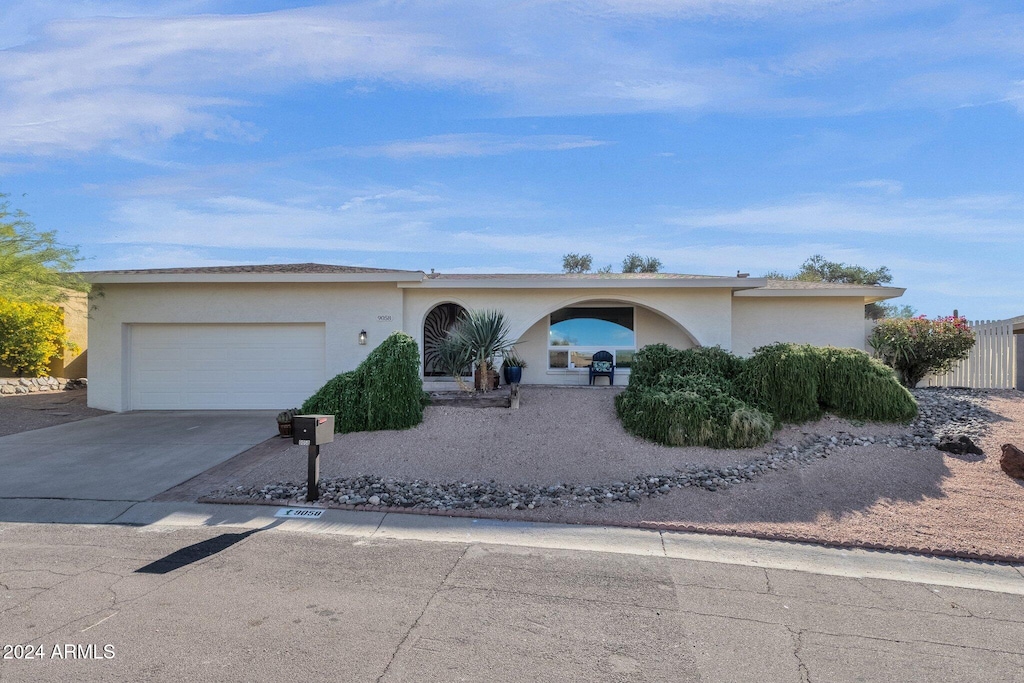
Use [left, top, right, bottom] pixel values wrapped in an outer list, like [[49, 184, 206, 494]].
[[548, 307, 635, 370]]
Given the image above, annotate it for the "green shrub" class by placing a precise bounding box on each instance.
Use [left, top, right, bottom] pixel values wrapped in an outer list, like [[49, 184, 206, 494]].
[[301, 332, 424, 433], [617, 341, 916, 449], [816, 346, 917, 422], [734, 343, 823, 424], [736, 343, 916, 425], [628, 344, 745, 387], [615, 374, 773, 449], [618, 345, 770, 449]]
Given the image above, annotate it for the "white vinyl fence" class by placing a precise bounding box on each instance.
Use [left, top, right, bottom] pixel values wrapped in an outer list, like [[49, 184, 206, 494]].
[[925, 319, 1018, 389]]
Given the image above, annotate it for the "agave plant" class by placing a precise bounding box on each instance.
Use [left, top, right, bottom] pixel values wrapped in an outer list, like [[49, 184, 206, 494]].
[[446, 309, 515, 391]]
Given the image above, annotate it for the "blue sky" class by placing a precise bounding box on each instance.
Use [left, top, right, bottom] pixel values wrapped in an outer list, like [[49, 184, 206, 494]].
[[1, 0, 1022, 319]]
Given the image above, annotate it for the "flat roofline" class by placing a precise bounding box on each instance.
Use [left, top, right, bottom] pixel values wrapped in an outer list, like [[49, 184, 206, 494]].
[[734, 286, 906, 303], [400, 276, 768, 290], [82, 272, 426, 285]]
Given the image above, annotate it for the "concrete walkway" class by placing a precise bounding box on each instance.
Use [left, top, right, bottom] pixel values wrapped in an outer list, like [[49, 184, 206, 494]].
[[0, 411, 275, 502]]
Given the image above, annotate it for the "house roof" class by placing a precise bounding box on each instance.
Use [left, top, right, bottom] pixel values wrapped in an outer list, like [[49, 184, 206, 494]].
[[406, 271, 763, 290], [425, 272, 724, 280], [79, 263, 906, 302], [81, 263, 425, 284], [733, 278, 905, 302]]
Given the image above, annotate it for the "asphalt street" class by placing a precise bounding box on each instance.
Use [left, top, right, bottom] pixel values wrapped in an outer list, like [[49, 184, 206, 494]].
[[2, 511, 1023, 682]]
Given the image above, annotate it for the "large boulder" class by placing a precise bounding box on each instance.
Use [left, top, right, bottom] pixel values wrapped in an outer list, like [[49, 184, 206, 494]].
[[936, 435, 983, 456], [1000, 443, 1024, 480]]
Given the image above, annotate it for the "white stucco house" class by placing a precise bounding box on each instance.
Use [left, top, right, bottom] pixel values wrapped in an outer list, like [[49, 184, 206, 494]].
[[82, 264, 905, 412]]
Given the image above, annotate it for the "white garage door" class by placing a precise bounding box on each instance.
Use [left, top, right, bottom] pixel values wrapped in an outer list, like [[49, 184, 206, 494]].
[[130, 324, 326, 410]]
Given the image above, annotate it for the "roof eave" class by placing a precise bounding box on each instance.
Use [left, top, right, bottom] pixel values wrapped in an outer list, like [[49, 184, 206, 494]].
[[734, 286, 907, 302], [399, 277, 768, 290], [82, 272, 426, 285]]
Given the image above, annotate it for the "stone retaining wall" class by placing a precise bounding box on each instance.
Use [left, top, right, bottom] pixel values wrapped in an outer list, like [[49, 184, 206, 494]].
[[0, 377, 88, 395]]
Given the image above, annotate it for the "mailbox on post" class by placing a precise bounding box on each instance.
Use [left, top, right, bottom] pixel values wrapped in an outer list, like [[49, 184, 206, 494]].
[[292, 415, 335, 446], [292, 414, 335, 502]]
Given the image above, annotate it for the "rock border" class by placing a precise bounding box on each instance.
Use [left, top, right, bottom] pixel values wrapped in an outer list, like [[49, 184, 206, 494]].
[[0, 377, 87, 395]]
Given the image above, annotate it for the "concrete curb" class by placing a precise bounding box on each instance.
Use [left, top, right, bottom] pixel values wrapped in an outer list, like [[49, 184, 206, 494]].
[[198, 495, 1024, 566], [5, 496, 1022, 594]]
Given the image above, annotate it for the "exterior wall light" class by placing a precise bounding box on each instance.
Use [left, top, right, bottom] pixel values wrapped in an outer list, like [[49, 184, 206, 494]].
[[358, 329, 367, 345]]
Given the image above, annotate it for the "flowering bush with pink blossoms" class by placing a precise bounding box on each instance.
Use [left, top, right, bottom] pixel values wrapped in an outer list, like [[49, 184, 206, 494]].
[[868, 315, 976, 387]]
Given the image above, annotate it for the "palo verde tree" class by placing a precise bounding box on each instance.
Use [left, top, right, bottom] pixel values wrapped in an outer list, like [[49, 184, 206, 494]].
[[561, 252, 661, 274], [621, 253, 662, 273], [561, 253, 593, 274], [0, 192, 85, 304], [0, 193, 86, 376]]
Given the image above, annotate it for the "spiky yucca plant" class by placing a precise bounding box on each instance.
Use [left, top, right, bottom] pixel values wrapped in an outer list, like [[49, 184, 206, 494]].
[[446, 309, 515, 391]]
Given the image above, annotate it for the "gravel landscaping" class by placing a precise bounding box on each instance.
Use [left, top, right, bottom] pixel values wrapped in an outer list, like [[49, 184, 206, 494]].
[[0, 388, 108, 437], [205, 385, 1024, 559]]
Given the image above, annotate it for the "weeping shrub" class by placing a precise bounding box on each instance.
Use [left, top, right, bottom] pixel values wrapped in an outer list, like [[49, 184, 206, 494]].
[[816, 346, 917, 422], [301, 371, 367, 433], [734, 343, 823, 424], [618, 346, 772, 449], [737, 343, 916, 425], [628, 344, 745, 387], [301, 331, 424, 433], [615, 373, 773, 449], [617, 341, 916, 449]]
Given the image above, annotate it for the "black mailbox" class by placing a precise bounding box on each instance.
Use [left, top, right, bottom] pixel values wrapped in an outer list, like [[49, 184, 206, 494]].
[[292, 415, 335, 446]]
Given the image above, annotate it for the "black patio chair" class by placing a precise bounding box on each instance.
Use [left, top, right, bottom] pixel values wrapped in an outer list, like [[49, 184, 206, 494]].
[[589, 350, 615, 386]]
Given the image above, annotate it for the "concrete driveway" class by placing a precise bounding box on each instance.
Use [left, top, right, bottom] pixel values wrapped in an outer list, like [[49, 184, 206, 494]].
[[0, 411, 276, 502]]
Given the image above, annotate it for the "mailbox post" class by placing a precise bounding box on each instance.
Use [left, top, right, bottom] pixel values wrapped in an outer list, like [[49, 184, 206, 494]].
[[292, 414, 335, 502]]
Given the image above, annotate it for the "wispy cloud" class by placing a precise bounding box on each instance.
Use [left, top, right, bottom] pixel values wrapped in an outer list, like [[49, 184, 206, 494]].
[[4, 1, 1021, 156], [99, 184, 576, 255], [335, 133, 608, 158], [846, 179, 903, 194], [667, 193, 1024, 241]]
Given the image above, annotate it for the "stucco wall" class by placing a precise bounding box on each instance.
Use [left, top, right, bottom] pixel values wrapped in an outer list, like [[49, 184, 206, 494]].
[[511, 302, 698, 385], [731, 297, 868, 357], [57, 290, 89, 378], [402, 287, 729, 359], [87, 282, 403, 411]]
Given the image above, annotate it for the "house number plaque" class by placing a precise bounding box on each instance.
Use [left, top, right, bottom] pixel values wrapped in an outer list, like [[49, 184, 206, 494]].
[[377, 315, 393, 322]]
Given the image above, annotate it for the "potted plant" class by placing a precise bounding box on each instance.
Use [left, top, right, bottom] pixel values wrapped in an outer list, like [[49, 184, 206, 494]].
[[276, 408, 297, 437], [501, 353, 527, 384]]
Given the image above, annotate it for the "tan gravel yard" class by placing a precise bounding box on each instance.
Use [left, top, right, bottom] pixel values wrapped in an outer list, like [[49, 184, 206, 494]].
[[0, 388, 108, 437], [202, 386, 1024, 560]]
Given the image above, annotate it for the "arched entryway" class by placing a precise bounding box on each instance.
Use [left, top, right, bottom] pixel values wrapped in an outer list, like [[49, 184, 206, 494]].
[[422, 303, 467, 376]]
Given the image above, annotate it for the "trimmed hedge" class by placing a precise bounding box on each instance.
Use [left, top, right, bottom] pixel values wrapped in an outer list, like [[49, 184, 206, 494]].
[[616, 342, 916, 449], [301, 331, 425, 433]]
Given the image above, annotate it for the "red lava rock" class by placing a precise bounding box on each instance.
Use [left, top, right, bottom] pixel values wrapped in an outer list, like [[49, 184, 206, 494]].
[[1000, 443, 1024, 480]]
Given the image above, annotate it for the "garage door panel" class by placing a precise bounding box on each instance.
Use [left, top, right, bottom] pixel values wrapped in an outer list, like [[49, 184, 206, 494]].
[[130, 324, 326, 410]]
